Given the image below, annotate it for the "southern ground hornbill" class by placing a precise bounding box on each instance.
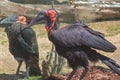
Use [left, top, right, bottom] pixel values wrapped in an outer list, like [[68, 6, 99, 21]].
[[29, 9, 120, 80], [0, 15, 41, 79]]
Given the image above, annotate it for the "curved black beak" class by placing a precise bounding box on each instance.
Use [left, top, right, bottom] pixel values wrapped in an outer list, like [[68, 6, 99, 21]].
[[28, 10, 47, 27], [0, 15, 18, 25]]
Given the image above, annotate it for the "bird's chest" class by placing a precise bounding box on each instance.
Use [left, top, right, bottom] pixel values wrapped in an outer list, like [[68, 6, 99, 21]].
[[5, 25, 21, 41]]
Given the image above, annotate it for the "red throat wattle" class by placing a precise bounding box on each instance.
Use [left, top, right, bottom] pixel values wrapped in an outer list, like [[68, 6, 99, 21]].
[[45, 10, 56, 32]]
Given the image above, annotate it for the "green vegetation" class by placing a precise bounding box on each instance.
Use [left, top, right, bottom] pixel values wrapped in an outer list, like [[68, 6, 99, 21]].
[[42, 45, 65, 79], [29, 76, 42, 80], [18, 76, 42, 80]]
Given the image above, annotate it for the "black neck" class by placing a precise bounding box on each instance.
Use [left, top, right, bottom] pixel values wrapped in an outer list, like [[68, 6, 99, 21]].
[[54, 20, 59, 30]]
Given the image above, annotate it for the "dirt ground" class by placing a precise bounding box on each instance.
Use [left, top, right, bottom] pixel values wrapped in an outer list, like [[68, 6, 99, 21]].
[[46, 66, 120, 80]]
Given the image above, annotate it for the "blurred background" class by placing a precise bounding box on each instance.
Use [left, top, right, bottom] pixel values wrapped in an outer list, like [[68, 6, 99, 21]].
[[0, 0, 120, 22]]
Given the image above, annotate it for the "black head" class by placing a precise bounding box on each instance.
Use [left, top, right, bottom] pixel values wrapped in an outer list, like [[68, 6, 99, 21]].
[[29, 9, 59, 27], [0, 15, 28, 27]]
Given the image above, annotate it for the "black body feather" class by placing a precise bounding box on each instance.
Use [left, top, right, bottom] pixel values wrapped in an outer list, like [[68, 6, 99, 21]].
[[5, 22, 41, 76], [48, 21, 119, 79]]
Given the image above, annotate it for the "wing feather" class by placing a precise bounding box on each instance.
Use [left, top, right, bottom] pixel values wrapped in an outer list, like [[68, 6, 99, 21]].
[[49, 25, 116, 52]]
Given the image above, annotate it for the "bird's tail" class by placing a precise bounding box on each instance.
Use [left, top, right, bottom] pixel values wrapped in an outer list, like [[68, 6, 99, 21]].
[[85, 47, 120, 75], [99, 54, 120, 75], [29, 54, 41, 76]]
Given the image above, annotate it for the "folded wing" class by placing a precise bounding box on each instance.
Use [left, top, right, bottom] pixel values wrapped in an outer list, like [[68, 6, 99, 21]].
[[50, 25, 116, 52]]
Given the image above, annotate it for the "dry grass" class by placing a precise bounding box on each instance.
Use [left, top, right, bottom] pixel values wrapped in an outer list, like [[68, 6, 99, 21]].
[[89, 20, 120, 36], [0, 20, 120, 75]]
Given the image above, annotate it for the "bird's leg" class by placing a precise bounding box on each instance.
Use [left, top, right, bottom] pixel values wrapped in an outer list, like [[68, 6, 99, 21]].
[[24, 63, 30, 80], [79, 66, 89, 80], [26, 66, 30, 79], [66, 68, 77, 80], [15, 60, 23, 79]]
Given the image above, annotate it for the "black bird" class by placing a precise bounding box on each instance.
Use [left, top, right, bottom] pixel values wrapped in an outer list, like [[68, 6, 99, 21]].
[[0, 15, 41, 79], [29, 9, 120, 80]]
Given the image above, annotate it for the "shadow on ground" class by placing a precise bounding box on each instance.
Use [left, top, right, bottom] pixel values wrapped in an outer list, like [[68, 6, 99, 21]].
[[0, 73, 25, 80]]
